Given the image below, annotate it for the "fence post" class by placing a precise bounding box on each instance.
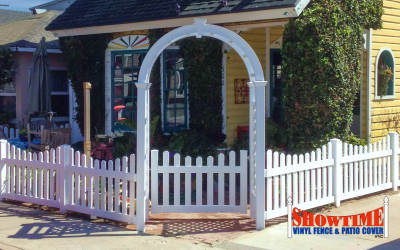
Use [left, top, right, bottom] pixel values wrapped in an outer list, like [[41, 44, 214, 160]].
[[331, 138, 342, 207], [59, 145, 70, 214], [151, 150, 158, 214], [0, 140, 7, 201], [389, 132, 398, 191], [287, 196, 292, 238], [135, 82, 151, 232], [384, 196, 389, 238]]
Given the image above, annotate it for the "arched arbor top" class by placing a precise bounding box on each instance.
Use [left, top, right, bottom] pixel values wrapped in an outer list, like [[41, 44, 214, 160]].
[[137, 19, 265, 84]]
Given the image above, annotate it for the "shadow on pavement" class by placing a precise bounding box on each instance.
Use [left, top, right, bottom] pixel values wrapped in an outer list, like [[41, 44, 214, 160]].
[[0, 202, 142, 239]]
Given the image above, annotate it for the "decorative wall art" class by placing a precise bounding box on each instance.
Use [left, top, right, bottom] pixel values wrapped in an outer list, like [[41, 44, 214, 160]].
[[234, 79, 249, 104]]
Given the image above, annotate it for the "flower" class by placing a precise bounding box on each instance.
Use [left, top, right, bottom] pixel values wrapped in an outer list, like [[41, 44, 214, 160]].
[[120, 195, 130, 203]]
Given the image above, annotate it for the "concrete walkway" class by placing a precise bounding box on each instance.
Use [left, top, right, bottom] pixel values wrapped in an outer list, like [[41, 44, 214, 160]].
[[0, 191, 399, 250], [0, 202, 208, 250], [215, 191, 400, 250]]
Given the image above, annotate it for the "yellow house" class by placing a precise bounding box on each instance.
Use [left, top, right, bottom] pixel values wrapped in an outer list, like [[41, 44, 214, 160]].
[[365, 0, 400, 143], [45, 0, 391, 145]]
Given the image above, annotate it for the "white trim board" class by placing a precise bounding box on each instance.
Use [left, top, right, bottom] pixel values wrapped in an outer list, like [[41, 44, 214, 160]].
[[224, 21, 288, 32], [50, 7, 299, 37]]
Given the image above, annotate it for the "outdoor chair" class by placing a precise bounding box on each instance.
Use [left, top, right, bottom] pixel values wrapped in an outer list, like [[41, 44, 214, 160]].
[[48, 128, 72, 149], [27, 120, 71, 151], [27, 121, 50, 151]]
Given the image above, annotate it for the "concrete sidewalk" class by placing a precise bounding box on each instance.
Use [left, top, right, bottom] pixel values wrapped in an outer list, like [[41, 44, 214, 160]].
[[215, 191, 400, 250], [0, 191, 399, 250], [0, 202, 209, 250]]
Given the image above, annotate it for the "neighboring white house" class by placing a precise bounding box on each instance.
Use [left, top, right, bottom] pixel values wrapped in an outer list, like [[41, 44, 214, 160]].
[[29, 0, 75, 14]]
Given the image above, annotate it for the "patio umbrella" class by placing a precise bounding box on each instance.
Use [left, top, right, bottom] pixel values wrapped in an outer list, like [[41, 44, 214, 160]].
[[26, 37, 51, 116]]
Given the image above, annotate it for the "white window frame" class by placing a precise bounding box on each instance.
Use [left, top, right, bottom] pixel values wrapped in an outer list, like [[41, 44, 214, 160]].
[[374, 47, 396, 100]]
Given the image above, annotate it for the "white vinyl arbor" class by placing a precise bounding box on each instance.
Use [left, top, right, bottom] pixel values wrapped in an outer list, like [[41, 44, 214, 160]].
[[136, 19, 268, 231]]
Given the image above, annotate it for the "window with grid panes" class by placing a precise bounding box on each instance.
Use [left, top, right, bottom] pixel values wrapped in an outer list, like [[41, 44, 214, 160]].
[[111, 51, 147, 126], [163, 50, 188, 132], [270, 49, 283, 124]]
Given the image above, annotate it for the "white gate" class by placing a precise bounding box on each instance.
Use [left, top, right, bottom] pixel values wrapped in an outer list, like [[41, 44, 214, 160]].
[[151, 150, 248, 214]]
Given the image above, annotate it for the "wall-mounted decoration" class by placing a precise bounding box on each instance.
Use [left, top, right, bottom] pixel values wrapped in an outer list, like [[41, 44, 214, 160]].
[[108, 35, 149, 50], [234, 79, 249, 104]]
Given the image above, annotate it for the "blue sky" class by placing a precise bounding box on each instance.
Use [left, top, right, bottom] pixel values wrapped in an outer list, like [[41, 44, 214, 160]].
[[0, 0, 50, 12]]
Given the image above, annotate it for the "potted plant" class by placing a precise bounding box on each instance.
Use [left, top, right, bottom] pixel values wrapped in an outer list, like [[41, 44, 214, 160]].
[[19, 128, 28, 142], [378, 64, 393, 96]]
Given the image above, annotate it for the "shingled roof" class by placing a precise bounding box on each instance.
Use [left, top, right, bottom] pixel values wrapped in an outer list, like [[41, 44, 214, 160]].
[[0, 9, 32, 26], [46, 0, 299, 31], [0, 11, 62, 49]]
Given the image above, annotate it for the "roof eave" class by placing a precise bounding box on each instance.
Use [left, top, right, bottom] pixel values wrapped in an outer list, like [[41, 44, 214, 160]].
[[29, 0, 65, 11], [48, 6, 301, 37]]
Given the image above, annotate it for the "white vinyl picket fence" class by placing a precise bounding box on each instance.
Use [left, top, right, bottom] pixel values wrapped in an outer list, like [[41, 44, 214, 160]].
[[0, 124, 70, 139], [260, 132, 400, 224], [151, 150, 248, 214], [2, 131, 400, 231], [0, 127, 19, 139], [0, 140, 137, 224]]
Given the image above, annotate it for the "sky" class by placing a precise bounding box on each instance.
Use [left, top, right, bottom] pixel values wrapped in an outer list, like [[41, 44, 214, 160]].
[[0, 0, 50, 12]]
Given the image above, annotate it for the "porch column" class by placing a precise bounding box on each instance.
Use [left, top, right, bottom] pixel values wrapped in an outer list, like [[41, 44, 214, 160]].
[[249, 81, 267, 230], [135, 82, 151, 232]]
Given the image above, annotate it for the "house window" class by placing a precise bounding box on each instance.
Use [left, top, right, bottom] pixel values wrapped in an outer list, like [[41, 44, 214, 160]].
[[375, 47, 395, 99], [0, 81, 16, 118], [111, 51, 147, 125], [163, 50, 188, 132], [50, 70, 69, 117], [270, 49, 283, 124]]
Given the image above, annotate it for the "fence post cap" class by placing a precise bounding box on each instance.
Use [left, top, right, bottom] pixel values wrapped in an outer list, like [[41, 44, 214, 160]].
[[384, 196, 389, 203], [0, 139, 7, 144], [287, 196, 292, 204]]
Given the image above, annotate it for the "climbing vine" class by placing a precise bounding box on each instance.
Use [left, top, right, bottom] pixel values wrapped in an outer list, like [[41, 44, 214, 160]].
[[59, 33, 113, 138], [282, 0, 383, 152]]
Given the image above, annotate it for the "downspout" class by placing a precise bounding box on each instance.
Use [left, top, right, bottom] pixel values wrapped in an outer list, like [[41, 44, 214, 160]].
[[366, 29, 372, 143]]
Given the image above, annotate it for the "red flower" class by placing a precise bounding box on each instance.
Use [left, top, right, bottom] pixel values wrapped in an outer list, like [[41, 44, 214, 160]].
[[120, 195, 130, 203]]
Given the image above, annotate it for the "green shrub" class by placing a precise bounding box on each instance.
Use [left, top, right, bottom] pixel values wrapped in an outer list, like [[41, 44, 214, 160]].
[[265, 118, 288, 151], [59, 34, 113, 138], [178, 37, 224, 141], [282, 0, 383, 152], [346, 133, 367, 147], [165, 129, 218, 160], [112, 132, 137, 159]]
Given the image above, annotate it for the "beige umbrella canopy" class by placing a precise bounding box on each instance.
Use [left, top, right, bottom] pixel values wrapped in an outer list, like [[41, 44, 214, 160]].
[[26, 37, 51, 116]]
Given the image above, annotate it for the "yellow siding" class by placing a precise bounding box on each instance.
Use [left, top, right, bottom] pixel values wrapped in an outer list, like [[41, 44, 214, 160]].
[[270, 27, 284, 44], [370, 0, 400, 143], [225, 28, 266, 145]]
